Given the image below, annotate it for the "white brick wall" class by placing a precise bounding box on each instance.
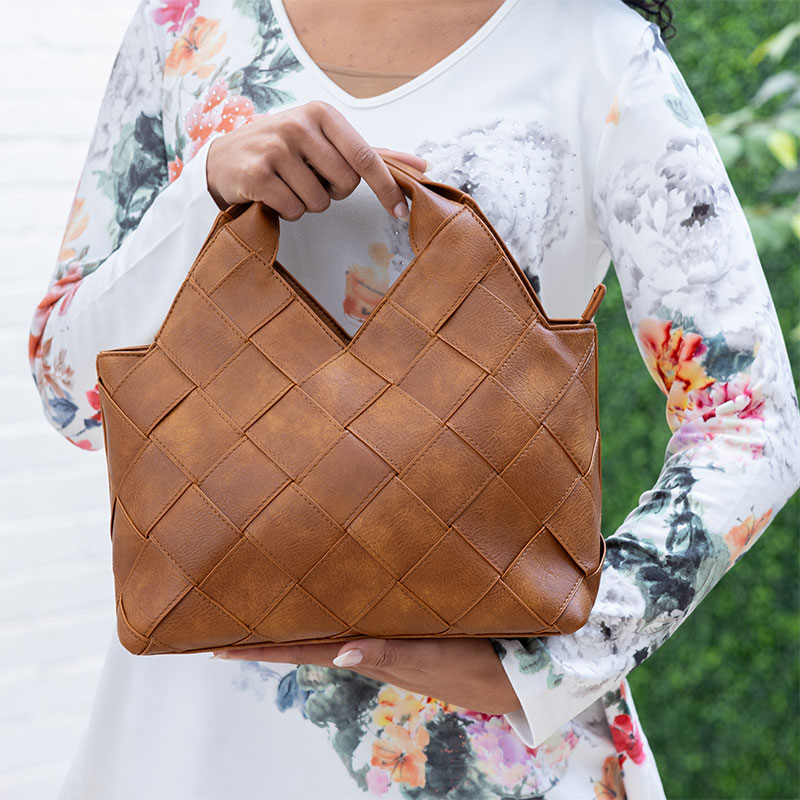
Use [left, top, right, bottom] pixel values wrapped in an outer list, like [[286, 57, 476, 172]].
[[0, 2, 140, 797]]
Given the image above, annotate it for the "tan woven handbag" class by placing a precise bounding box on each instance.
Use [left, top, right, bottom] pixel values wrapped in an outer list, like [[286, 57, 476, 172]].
[[95, 154, 607, 656]]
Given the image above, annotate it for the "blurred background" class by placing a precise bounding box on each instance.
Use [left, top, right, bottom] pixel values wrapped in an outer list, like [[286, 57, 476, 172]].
[[0, 0, 797, 798], [598, 2, 800, 799]]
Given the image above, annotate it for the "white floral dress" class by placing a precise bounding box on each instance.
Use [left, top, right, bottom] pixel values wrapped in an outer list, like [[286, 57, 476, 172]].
[[28, 0, 800, 798]]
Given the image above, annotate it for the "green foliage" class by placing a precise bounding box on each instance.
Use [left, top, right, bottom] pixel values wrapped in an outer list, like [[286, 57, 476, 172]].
[[596, 3, 800, 797]]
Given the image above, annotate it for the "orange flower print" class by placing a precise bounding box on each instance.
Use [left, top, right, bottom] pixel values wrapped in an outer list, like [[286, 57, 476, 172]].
[[638, 318, 768, 454], [638, 318, 712, 398], [724, 507, 772, 566], [373, 685, 464, 731], [164, 16, 227, 78], [184, 78, 255, 160], [593, 755, 626, 799], [605, 92, 620, 126], [373, 686, 425, 730], [343, 242, 393, 325], [637, 318, 716, 431], [58, 196, 89, 263], [168, 157, 183, 183], [28, 263, 85, 365], [371, 721, 430, 788]]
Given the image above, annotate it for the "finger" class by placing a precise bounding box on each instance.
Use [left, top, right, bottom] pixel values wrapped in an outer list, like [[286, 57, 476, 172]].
[[249, 168, 309, 221], [317, 105, 410, 219], [374, 147, 431, 173], [296, 139, 362, 201], [271, 155, 335, 215], [215, 642, 342, 665]]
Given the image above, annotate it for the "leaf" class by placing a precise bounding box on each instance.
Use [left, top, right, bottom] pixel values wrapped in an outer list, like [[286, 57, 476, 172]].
[[743, 206, 793, 253], [775, 109, 800, 139], [766, 129, 798, 170], [269, 44, 299, 72], [748, 20, 800, 66], [706, 107, 753, 138], [710, 131, 744, 168], [751, 70, 800, 108], [743, 122, 778, 168], [791, 212, 800, 241], [767, 167, 800, 195]]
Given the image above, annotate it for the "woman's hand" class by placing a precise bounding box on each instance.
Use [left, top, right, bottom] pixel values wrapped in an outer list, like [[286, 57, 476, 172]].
[[206, 100, 429, 220], [212, 637, 523, 717]]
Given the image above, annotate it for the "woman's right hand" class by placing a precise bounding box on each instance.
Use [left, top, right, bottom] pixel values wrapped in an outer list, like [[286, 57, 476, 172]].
[[205, 100, 430, 221]]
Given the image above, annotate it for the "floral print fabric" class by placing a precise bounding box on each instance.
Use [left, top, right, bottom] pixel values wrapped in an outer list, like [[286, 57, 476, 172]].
[[31, 2, 800, 799], [493, 20, 800, 762]]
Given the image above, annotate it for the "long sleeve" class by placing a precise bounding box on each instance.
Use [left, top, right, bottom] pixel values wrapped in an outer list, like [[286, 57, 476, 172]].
[[27, 0, 223, 452], [494, 21, 800, 748]]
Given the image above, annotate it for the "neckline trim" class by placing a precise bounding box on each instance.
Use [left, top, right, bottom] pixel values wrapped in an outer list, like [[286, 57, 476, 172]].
[[268, 0, 522, 109]]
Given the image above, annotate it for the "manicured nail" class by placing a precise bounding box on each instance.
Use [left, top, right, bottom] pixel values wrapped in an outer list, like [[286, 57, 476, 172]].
[[332, 649, 363, 667], [393, 201, 409, 220], [423, 158, 432, 171], [210, 651, 228, 659]]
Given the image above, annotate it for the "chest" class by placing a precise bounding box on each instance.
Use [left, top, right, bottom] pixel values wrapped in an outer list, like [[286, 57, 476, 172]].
[[281, 0, 506, 97]]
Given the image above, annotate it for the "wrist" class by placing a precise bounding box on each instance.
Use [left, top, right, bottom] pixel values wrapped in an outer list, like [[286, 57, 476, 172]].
[[205, 137, 228, 211]]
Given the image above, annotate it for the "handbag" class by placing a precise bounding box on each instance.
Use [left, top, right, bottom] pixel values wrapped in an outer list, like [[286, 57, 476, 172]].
[[95, 154, 607, 656]]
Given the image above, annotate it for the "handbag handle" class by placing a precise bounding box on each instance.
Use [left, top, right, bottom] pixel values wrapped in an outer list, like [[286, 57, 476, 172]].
[[216, 154, 466, 260], [197, 153, 604, 328], [380, 154, 474, 255]]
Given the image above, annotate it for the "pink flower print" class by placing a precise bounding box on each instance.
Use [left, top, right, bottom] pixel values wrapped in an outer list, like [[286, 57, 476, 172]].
[[467, 716, 532, 789], [670, 375, 767, 457], [152, 0, 198, 34], [366, 767, 390, 794], [696, 375, 765, 423], [86, 383, 102, 426]]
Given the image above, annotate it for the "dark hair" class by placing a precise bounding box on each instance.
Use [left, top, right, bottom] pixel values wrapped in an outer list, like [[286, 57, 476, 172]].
[[622, 0, 676, 42]]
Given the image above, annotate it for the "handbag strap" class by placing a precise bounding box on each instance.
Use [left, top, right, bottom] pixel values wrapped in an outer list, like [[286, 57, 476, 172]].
[[153, 153, 605, 349]]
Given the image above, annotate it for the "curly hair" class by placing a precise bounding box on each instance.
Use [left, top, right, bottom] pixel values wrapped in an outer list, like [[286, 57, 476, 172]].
[[622, 0, 676, 42]]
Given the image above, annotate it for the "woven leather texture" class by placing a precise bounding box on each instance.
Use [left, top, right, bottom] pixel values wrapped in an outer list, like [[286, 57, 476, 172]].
[[95, 155, 606, 656]]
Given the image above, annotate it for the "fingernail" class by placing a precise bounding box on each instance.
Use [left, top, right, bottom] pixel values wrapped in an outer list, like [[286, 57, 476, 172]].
[[393, 201, 409, 220], [210, 651, 229, 659], [423, 158, 432, 171], [332, 649, 363, 667]]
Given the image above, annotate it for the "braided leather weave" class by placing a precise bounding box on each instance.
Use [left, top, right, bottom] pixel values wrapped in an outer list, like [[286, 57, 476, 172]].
[[95, 155, 607, 656]]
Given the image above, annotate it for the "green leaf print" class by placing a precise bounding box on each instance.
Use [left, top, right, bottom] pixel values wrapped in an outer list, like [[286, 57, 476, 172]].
[[664, 68, 706, 129], [296, 665, 381, 791], [94, 112, 168, 250], [610, 463, 728, 623], [231, 0, 303, 112]]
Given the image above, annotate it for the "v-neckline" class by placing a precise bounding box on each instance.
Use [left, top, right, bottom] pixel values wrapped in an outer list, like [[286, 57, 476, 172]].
[[268, 0, 522, 109]]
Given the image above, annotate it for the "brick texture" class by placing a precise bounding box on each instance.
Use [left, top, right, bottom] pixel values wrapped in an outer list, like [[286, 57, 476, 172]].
[[0, 3, 139, 797]]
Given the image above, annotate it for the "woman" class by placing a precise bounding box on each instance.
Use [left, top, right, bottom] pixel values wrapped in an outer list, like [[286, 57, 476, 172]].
[[28, 0, 800, 798]]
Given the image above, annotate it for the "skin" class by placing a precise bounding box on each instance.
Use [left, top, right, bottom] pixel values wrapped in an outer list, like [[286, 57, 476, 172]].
[[209, 1, 522, 718], [282, 0, 508, 98]]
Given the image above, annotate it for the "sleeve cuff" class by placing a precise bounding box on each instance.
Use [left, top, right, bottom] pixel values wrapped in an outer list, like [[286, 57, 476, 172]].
[[183, 131, 227, 220], [502, 705, 536, 748], [496, 638, 572, 749]]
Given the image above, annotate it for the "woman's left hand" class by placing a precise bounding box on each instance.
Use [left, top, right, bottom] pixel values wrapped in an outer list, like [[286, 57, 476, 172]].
[[212, 638, 522, 716]]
